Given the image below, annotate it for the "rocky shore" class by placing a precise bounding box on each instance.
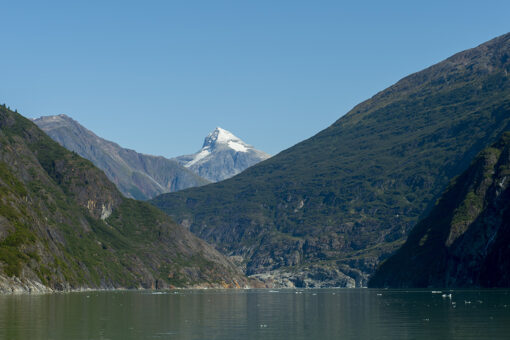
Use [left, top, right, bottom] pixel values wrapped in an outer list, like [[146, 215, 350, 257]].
[[0, 274, 265, 295]]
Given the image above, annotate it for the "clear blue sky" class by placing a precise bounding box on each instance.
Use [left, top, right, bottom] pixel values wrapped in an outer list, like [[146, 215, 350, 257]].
[[1, 1, 509, 157]]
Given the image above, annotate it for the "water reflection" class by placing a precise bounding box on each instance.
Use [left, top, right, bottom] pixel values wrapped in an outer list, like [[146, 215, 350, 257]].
[[0, 289, 509, 339]]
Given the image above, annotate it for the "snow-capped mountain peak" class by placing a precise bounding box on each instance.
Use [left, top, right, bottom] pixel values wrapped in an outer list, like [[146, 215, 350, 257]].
[[175, 127, 271, 182], [203, 127, 248, 151]]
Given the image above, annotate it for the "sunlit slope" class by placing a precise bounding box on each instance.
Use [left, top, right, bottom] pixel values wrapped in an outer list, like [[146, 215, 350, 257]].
[[0, 106, 247, 292]]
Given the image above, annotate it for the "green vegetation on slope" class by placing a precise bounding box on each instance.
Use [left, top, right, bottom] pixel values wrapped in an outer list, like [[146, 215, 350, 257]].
[[0, 105, 246, 291], [369, 132, 510, 288], [152, 32, 510, 286]]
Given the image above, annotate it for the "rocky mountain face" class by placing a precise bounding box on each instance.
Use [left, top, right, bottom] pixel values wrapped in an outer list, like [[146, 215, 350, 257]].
[[0, 106, 249, 293], [175, 127, 271, 182], [369, 132, 510, 288], [152, 32, 510, 287], [33, 115, 209, 200]]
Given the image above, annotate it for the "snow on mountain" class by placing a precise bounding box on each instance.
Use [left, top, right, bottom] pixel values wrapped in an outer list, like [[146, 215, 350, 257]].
[[175, 127, 270, 182], [186, 149, 211, 167], [201, 127, 249, 151]]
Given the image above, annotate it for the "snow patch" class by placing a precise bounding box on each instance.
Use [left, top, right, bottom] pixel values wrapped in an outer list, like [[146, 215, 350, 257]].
[[228, 140, 248, 152], [185, 149, 211, 167], [203, 127, 251, 150], [215, 127, 238, 144]]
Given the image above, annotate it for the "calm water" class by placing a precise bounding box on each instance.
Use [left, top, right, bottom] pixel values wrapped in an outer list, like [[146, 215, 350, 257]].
[[1, 289, 510, 339]]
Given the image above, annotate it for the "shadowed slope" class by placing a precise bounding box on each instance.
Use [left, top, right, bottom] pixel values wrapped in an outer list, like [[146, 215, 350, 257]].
[[369, 132, 510, 288]]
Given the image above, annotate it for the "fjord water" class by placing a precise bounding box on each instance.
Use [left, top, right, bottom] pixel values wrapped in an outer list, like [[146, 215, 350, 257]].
[[1, 289, 509, 340]]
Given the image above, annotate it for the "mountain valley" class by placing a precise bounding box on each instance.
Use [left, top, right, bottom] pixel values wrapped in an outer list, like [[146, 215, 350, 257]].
[[2, 32, 510, 291], [34, 115, 209, 200], [34, 117, 271, 200]]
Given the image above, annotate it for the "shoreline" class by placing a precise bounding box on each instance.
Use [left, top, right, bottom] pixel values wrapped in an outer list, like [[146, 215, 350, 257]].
[[0, 275, 260, 295]]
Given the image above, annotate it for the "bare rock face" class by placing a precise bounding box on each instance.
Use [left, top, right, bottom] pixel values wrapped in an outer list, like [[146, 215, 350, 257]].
[[251, 264, 366, 288], [175, 127, 270, 182], [370, 132, 510, 288], [0, 275, 54, 294], [0, 106, 249, 292], [33, 115, 209, 200]]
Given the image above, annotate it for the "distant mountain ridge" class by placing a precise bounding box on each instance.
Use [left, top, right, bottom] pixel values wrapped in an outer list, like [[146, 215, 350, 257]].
[[33, 115, 209, 200], [152, 32, 510, 287], [175, 127, 271, 182]]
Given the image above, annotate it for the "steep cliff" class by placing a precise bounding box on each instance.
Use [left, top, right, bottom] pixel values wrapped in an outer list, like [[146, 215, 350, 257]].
[[369, 132, 510, 288]]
